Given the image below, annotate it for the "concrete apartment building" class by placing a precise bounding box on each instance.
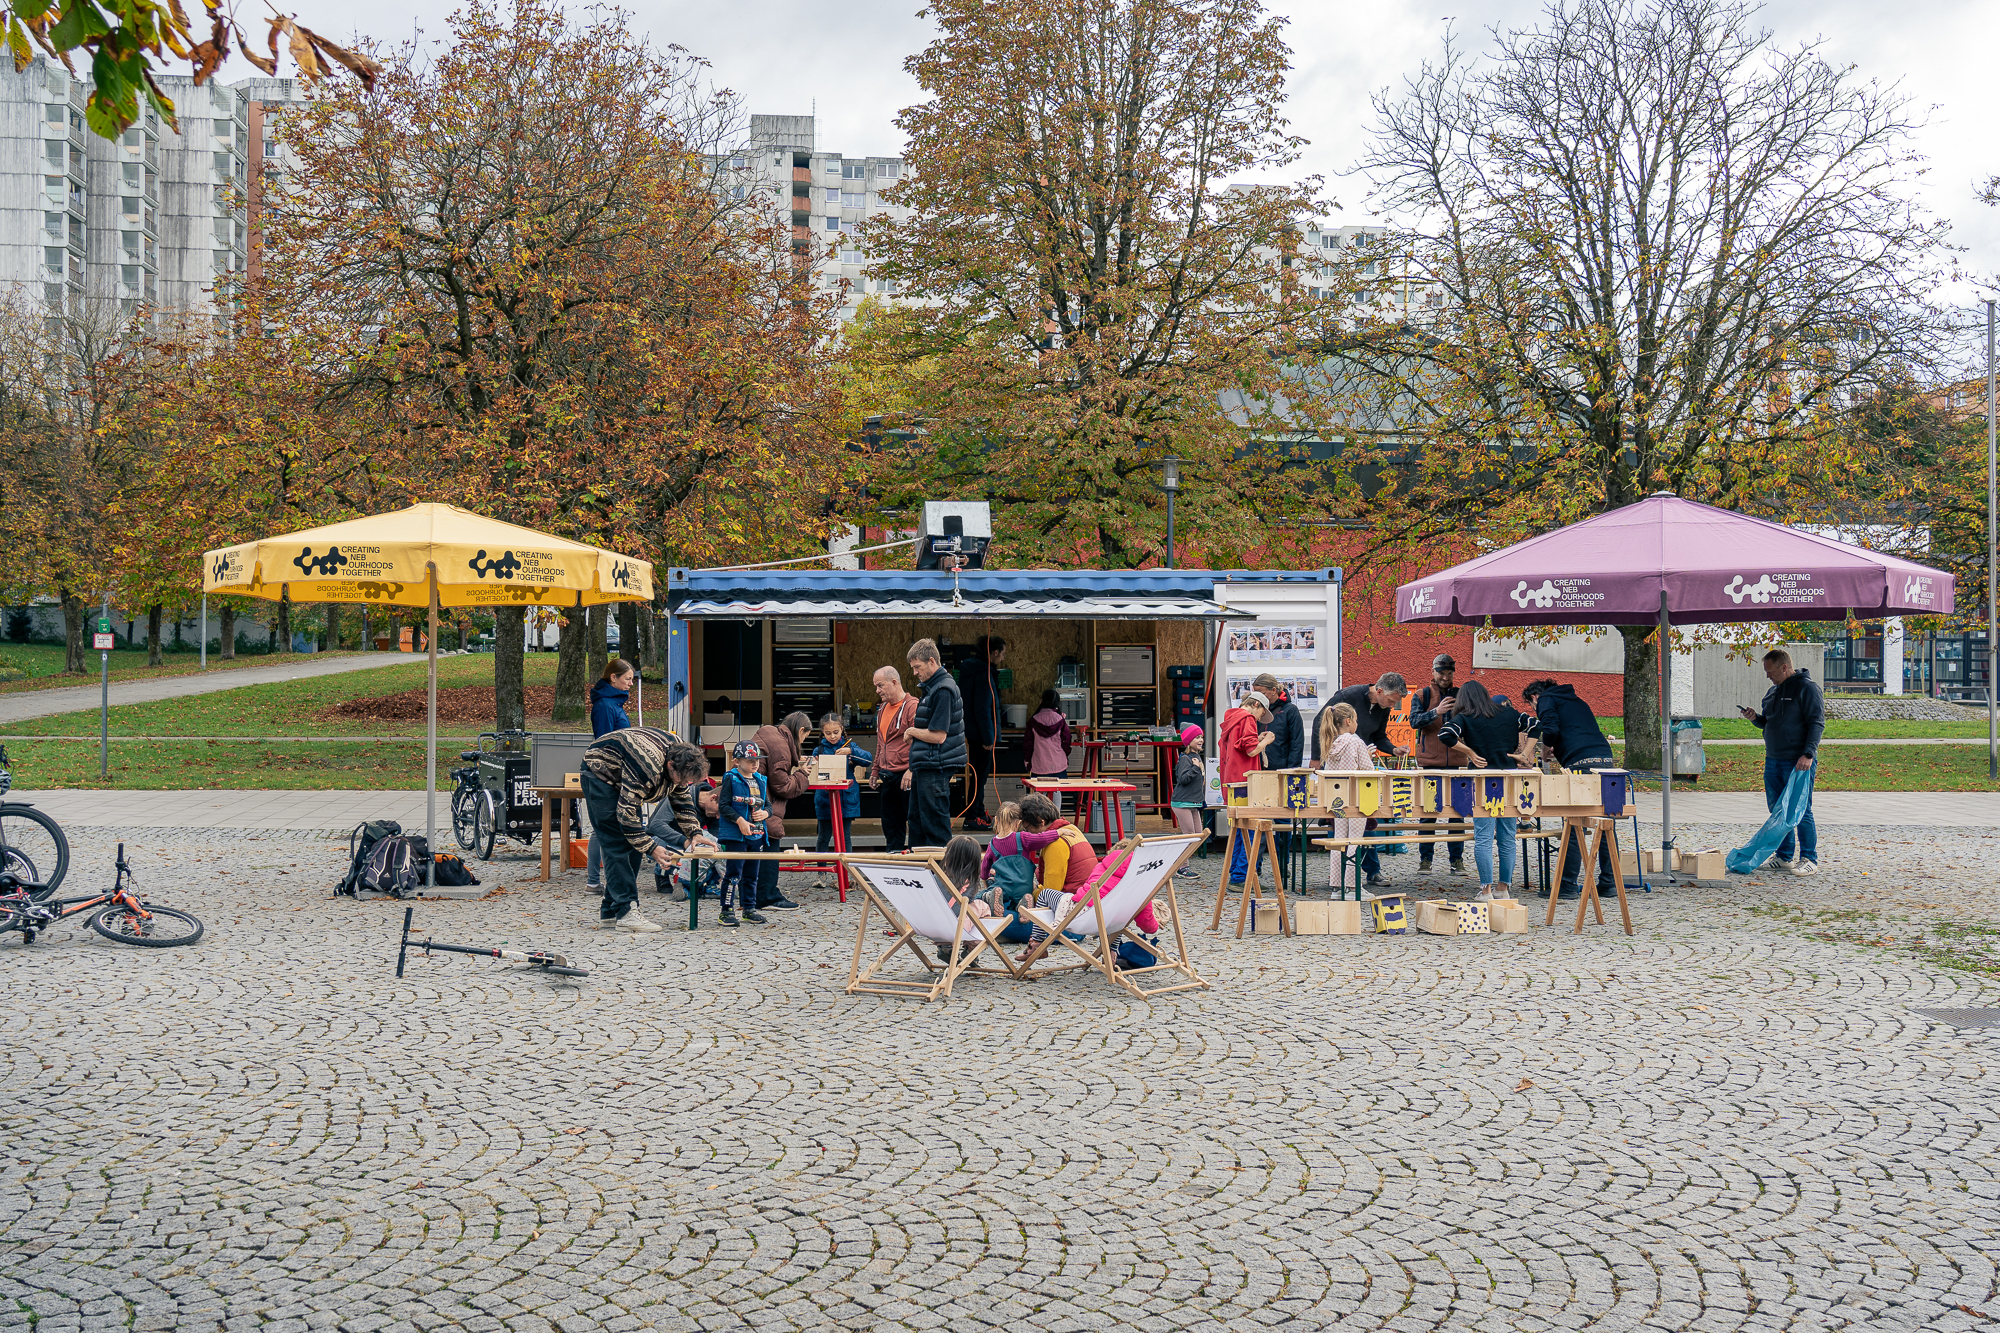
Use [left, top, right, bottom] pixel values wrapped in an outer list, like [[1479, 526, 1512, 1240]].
[[722, 114, 909, 322], [0, 58, 293, 326]]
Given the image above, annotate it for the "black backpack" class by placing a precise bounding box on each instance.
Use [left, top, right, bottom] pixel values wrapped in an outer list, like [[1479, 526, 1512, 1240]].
[[430, 852, 479, 887], [340, 821, 403, 896], [357, 833, 429, 899]]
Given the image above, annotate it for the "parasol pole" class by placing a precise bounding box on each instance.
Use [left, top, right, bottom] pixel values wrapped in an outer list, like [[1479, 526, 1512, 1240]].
[[1660, 590, 1673, 870], [426, 563, 439, 865]]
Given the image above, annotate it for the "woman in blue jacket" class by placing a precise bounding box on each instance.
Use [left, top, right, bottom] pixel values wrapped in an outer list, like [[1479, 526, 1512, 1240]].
[[585, 658, 635, 890]]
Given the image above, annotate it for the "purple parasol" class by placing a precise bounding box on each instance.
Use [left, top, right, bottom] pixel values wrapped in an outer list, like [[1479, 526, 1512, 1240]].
[[1394, 493, 1956, 887], [1395, 494, 1953, 627]]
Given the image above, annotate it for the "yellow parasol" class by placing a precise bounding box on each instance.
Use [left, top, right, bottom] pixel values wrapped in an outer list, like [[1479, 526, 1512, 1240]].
[[203, 503, 654, 861]]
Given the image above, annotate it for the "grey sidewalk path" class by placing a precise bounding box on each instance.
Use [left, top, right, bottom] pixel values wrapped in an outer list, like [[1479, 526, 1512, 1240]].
[[1632, 788, 1997, 827], [0, 652, 424, 726], [10, 788, 440, 830], [1, 735, 485, 742], [9, 785, 1996, 830]]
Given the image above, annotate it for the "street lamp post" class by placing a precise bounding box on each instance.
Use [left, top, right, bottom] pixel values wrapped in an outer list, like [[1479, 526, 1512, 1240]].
[[1986, 299, 1995, 779], [1156, 455, 1181, 569]]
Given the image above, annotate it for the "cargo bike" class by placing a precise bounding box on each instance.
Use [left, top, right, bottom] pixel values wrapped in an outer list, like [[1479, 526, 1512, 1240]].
[[450, 730, 583, 861]]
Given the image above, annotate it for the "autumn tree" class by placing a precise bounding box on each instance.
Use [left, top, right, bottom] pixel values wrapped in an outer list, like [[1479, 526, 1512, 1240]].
[[244, 0, 845, 727], [0, 296, 171, 672], [858, 0, 1335, 568], [1345, 0, 1952, 766]]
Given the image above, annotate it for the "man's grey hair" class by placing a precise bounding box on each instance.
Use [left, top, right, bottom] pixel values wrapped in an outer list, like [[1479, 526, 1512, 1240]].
[[1376, 672, 1407, 695], [907, 638, 940, 664], [872, 664, 902, 683]]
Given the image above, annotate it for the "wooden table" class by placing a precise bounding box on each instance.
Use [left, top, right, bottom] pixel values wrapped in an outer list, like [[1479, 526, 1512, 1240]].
[[1023, 777, 1135, 850], [808, 781, 852, 903], [532, 785, 580, 882], [1540, 803, 1637, 935], [1210, 803, 1301, 938], [1079, 736, 1185, 815]]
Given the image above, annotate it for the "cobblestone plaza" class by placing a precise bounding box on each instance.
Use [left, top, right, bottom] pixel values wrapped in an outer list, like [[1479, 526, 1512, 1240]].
[[5, 823, 1997, 1332]]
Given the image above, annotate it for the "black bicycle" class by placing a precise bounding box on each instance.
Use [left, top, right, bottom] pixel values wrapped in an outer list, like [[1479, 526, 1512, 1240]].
[[1, 842, 203, 947], [449, 748, 494, 858], [0, 744, 68, 896]]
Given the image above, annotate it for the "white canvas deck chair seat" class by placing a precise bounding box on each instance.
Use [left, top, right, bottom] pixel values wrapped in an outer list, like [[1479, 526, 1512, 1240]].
[[1017, 833, 1209, 999], [843, 856, 1016, 1002]]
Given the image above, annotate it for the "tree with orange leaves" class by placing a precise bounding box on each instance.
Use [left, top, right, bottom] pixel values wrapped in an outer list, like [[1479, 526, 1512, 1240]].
[[855, 0, 1338, 570], [189, 0, 846, 725]]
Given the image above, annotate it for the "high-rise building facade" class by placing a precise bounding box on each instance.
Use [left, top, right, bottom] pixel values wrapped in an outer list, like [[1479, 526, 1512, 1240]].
[[723, 114, 909, 322], [0, 59, 291, 325]]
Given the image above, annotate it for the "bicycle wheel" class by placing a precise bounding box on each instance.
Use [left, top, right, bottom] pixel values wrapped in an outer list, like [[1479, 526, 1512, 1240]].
[[452, 785, 480, 853], [0, 804, 68, 896], [89, 900, 204, 947], [474, 791, 499, 860]]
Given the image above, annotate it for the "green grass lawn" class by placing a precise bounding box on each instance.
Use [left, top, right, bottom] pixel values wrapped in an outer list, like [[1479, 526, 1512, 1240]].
[[1616, 743, 2000, 792], [0, 643, 368, 694], [3, 738, 452, 789], [4, 652, 570, 738], [1600, 715, 1994, 740]]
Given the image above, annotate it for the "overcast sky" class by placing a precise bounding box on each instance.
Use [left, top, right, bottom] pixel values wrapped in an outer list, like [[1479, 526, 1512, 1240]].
[[339, 0, 1997, 365]]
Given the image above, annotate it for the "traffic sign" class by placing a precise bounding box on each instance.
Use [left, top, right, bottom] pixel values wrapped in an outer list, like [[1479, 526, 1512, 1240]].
[[92, 632, 115, 650]]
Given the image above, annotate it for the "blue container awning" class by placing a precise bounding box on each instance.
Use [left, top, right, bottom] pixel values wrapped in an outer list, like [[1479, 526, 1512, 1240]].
[[665, 567, 1335, 621]]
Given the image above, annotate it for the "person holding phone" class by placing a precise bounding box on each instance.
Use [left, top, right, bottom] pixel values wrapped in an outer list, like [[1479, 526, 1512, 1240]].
[[1740, 647, 1824, 874]]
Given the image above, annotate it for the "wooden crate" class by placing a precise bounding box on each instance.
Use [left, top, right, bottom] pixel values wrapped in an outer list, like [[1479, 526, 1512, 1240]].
[[1252, 898, 1286, 935], [1490, 898, 1529, 933]]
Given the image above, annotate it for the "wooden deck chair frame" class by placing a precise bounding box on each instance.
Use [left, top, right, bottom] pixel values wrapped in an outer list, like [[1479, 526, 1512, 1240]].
[[1014, 834, 1210, 999], [842, 855, 1016, 1002]]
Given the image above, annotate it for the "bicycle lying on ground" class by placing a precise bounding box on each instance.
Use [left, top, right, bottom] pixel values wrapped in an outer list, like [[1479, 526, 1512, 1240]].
[[1, 842, 203, 947], [0, 743, 69, 895]]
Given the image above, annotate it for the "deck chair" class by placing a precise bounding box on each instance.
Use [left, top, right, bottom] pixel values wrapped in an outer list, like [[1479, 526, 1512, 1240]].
[[843, 856, 1016, 1002], [1016, 834, 1209, 999]]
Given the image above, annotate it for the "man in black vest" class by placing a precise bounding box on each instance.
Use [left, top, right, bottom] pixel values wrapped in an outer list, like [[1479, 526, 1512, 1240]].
[[902, 638, 966, 847]]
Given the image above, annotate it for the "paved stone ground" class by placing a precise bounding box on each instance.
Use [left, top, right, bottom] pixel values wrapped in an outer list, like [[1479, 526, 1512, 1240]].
[[3, 822, 1996, 1332]]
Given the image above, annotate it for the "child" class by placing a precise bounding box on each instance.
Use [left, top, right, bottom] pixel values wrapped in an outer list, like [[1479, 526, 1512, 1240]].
[[1318, 702, 1383, 889], [936, 834, 991, 962], [811, 712, 875, 854], [717, 741, 770, 927], [1170, 723, 1205, 878], [1026, 690, 1073, 808], [978, 802, 1042, 942]]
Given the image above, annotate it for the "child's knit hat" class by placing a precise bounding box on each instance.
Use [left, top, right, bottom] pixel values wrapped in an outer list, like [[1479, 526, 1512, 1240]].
[[1178, 724, 1203, 745], [731, 741, 762, 761]]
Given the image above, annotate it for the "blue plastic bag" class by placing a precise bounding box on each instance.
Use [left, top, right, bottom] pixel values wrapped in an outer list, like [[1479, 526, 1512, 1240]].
[[1726, 766, 1816, 874]]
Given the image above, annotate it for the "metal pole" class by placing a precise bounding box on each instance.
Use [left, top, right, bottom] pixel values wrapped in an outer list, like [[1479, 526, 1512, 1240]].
[[200, 593, 207, 670], [426, 565, 440, 863], [1166, 488, 1176, 570], [99, 591, 110, 779], [1659, 590, 1672, 868], [1987, 299, 1995, 779]]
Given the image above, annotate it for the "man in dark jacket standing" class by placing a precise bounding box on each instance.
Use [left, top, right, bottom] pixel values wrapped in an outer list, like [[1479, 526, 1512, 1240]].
[[750, 712, 814, 912], [1407, 653, 1465, 878], [962, 635, 1006, 830], [1740, 648, 1824, 874], [1325, 674, 1409, 759], [1522, 679, 1618, 899], [903, 638, 966, 847]]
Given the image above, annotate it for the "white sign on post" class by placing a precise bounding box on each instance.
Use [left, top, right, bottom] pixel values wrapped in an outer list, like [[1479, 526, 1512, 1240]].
[[92, 632, 115, 650]]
